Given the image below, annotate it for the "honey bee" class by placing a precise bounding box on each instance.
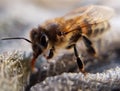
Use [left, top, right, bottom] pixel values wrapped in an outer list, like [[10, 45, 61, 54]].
[[1, 5, 114, 73]]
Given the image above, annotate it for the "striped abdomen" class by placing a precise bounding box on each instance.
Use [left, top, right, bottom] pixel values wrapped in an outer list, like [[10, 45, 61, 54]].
[[82, 21, 110, 37]]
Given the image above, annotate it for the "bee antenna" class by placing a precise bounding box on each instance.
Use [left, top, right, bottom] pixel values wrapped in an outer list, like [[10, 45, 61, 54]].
[[1, 37, 32, 44]]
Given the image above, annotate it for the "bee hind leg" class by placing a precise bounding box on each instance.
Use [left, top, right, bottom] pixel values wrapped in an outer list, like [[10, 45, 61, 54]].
[[73, 44, 86, 74], [82, 35, 96, 56]]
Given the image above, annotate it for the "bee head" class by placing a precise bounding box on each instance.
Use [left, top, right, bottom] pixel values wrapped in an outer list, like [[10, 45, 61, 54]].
[[30, 26, 48, 55], [1, 26, 49, 57]]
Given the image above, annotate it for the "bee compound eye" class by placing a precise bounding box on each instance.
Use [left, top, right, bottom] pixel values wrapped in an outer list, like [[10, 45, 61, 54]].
[[40, 34, 48, 48]]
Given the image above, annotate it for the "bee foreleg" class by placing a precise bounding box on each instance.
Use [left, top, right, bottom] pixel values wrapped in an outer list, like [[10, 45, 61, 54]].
[[82, 35, 96, 56], [73, 44, 86, 74], [47, 47, 55, 59]]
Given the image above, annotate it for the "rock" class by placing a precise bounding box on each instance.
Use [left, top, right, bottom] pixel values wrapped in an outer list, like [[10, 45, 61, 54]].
[[30, 67, 120, 91]]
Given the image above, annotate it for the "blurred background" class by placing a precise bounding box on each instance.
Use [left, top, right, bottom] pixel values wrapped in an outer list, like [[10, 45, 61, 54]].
[[0, 0, 120, 53]]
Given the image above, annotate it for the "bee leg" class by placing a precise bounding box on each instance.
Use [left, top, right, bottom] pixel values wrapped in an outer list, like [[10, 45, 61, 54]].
[[47, 47, 55, 59], [73, 44, 86, 74], [82, 35, 96, 56], [82, 35, 92, 46]]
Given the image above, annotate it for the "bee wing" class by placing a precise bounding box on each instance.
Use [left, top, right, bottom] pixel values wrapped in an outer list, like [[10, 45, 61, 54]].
[[63, 5, 114, 28]]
